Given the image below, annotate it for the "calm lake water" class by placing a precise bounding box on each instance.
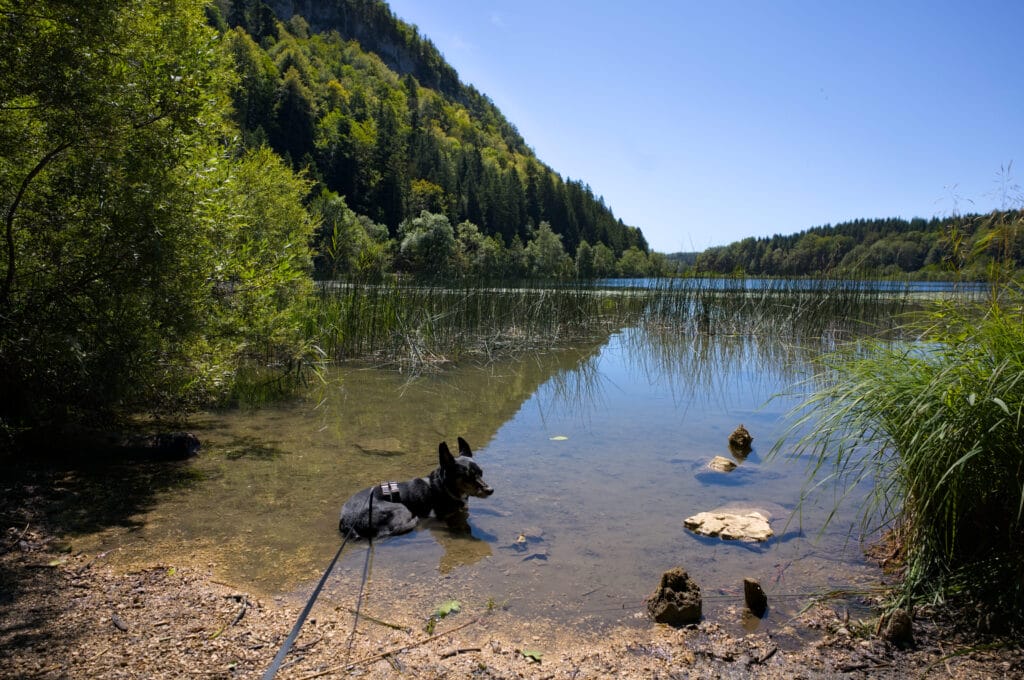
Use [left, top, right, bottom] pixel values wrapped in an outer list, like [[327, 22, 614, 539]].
[[78, 319, 890, 634]]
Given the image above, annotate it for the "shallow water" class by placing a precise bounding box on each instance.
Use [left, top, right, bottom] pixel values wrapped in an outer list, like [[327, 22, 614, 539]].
[[79, 326, 883, 633]]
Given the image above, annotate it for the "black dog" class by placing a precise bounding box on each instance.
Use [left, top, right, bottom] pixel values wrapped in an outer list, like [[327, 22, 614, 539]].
[[338, 437, 493, 538]]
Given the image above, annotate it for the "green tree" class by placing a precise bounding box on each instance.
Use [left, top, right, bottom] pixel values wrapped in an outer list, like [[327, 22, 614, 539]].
[[575, 240, 596, 279], [0, 0, 315, 435], [525, 221, 571, 279], [398, 211, 456, 278], [617, 246, 652, 277], [592, 243, 617, 277]]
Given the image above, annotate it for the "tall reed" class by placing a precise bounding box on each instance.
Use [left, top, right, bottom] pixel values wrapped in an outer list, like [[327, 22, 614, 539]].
[[774, 278, 1024, 626], [309, 277, 911, 371]]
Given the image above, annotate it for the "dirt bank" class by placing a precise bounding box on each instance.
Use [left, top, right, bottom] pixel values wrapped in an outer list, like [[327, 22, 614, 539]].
[[3, 522, 1022, 679]]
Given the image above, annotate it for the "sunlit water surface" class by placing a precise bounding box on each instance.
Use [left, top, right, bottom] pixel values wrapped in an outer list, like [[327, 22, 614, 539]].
[[79, 326, 882, 633]]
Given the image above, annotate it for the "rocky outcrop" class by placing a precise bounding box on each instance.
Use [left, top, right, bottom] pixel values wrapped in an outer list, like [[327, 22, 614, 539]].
[[646, 567, 702, 625]]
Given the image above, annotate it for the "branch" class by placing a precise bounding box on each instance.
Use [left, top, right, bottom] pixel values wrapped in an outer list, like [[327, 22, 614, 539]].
[[2, 140, 73, 310]]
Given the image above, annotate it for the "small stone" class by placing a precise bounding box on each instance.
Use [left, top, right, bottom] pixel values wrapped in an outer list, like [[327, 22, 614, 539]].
[[646, 567, 702, 626], [743, 578, 768, 617], [708, 456, 738, 472], [882, 608, 914, 648]]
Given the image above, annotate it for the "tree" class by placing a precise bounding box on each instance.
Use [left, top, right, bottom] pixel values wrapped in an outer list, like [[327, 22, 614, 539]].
[[525, 222, 571, 279], [592, 243, 617, 277], [617, 247, 652, 277], [0, 0, 315, 435], [310, 189, 392, 280], [398, 211, 456, 278], [575, 240, 596, 279]]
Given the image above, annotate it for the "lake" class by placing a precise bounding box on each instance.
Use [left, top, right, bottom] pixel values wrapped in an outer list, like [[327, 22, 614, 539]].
[[76, 316, 890, 635]]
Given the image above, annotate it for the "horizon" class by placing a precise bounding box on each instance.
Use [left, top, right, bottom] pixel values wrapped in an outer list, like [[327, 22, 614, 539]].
[[386, 0, 1024, 253]]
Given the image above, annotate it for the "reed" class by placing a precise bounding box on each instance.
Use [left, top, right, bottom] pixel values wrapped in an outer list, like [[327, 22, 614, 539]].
[[307, 276, 913, 371], [774, 279, 1024, 626]]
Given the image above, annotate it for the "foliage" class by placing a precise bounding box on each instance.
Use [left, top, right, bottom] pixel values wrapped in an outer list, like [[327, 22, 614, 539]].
[[0, 0, 316, 436], [215, 0, 649, 260], [776, 279, 1024, 626], [694, 211, 1024, 279]]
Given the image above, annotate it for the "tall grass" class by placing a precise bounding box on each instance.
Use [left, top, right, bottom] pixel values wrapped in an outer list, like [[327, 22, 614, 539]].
[[774, 279, 1024, 627], [308, 276, 914, 371]]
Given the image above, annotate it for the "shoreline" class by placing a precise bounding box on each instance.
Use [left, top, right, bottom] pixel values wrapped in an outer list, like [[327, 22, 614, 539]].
[[3, 525, 1022, 679]]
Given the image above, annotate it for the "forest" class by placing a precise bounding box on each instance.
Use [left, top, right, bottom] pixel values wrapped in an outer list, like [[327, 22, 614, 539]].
[[691, 211, 1024, 279], [213, 0, 663, 280]]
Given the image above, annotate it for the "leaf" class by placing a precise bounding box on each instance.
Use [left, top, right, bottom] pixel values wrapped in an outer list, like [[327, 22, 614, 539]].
[[992, 397, 1010, 414], [549, 435, 568, 441], [434, 600, 461, 618], [520, 649, 543, 663], [967, 392, 977, 406]]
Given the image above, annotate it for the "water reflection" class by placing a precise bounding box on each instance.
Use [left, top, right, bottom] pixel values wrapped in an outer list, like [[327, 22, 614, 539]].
[[74, 319, 889, 633]]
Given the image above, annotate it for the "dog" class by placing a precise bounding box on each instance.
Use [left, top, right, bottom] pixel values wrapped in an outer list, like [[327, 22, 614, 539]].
[[338, 437, 494, 538]]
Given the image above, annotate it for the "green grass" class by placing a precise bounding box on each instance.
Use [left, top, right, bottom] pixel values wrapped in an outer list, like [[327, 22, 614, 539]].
[[774, 281, 1024, 628]]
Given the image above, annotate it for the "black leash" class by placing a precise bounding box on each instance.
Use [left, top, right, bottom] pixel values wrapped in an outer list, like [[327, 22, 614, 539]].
[[261, 491, 376, 680]]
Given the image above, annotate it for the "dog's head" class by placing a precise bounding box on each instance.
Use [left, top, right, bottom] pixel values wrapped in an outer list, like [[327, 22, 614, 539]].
[[439, 437, 494, 499]]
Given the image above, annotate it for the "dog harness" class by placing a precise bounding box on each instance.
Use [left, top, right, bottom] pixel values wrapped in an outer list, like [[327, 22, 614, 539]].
[[379, 481, 400, 502]]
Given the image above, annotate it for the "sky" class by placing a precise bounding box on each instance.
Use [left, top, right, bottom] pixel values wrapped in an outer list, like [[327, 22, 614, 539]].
[[385, 0, 1024, 253]]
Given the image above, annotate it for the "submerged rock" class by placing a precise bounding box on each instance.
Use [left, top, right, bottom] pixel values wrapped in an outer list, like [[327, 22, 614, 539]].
[[684, 508, 773, 542], [646, 567, 702, 625], [708, 455, 738, 472]]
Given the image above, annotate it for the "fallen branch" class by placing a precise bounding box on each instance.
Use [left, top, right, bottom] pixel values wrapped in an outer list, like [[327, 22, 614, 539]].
[[3, 523, 30, 551], [294, 617, 481, 680], [294, 635, 323, 653], [339, 606, 410, 632], [440, 646, 482, 659], [749, 645, 777, 666], [209, 597, 248, 639]]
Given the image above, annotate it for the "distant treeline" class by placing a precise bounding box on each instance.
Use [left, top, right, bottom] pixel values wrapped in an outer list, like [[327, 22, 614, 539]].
[[691, 212, 1024, 279], [214, 0, 649, 269]]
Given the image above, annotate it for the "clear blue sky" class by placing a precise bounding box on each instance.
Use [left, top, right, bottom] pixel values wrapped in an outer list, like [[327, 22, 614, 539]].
[[385, 0, 1023, 253]]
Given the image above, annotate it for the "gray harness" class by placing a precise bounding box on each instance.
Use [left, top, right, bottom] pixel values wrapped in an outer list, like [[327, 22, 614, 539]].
[[379, 481, 400, 502]]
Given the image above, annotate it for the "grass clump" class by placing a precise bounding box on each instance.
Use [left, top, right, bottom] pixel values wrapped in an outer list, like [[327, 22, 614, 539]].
[[778, 280, 1024, 631]]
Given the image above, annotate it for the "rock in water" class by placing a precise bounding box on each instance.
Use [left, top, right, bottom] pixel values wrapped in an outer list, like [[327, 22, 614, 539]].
[[684, 509, 774, 542], [728, 424, 753, 452], [708, 455, 738, 472], [743, 578, 768, 617], [646, 567, 702, 626]]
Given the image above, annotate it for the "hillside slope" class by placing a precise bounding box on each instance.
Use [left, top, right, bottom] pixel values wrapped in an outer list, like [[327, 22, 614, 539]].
[[214, 0, 647, 261]]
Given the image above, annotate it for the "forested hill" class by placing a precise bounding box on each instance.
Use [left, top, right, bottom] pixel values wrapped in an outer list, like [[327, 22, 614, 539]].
[[212, 0, 648, 260], [692, 211, 1024, 279]]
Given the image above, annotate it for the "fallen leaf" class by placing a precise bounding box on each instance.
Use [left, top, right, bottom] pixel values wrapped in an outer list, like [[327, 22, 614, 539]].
[[433, 600, 461, 618], [520, 649, 543, 663]]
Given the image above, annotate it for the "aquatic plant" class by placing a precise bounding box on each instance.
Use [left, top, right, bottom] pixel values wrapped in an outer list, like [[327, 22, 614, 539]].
[[309, 276, 916, 371], [775, 277, 1024, 628]]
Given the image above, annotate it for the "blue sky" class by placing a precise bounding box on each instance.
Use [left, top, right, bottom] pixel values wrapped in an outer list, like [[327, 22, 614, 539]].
[[385, 1, 1023, 253]]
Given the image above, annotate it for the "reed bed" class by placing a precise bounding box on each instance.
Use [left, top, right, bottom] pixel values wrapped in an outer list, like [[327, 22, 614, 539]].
[[308, 276, 917, 371], [774, 282, 1024, 626]]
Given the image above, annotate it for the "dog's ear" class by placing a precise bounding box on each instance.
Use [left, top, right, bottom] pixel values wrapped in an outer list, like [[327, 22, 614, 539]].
[[439, 441, 456, 467], [457, 437, 473, 457]]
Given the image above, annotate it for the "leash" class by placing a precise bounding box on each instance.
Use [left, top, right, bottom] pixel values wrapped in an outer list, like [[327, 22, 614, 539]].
[[261, 490, 377, 680]]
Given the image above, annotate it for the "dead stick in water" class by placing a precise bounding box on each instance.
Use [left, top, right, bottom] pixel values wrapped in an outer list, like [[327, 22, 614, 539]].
[[339, 606, 409, 632], [294, 617, 481, 680]]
